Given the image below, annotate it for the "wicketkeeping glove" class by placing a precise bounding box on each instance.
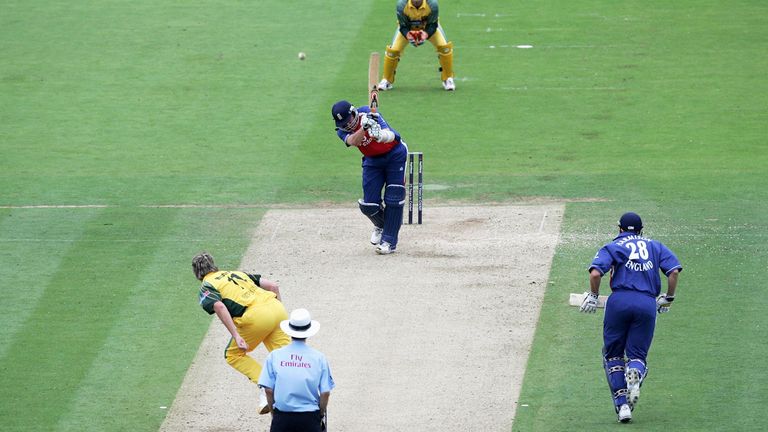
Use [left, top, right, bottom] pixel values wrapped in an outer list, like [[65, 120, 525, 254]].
[[580, 291, 599, 313], [656, 294, 675, 313], [407, 30, 427, 46]]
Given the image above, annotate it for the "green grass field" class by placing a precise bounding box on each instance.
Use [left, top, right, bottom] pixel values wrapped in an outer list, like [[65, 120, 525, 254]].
[[1, 0, 766, 430]]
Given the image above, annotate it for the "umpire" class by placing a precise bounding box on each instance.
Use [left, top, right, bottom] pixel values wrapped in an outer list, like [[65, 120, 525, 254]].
[[258, 308, 335, 432]]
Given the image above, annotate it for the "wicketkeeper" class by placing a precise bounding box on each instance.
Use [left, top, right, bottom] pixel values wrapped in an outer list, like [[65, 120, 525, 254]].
[[377, 0, 456, 91], [581, 212, 682, 423]]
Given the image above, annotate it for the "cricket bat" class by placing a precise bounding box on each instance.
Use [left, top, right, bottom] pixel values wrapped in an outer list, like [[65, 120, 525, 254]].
[[569, 292, 609, 308], [368, 52, 380, 113]]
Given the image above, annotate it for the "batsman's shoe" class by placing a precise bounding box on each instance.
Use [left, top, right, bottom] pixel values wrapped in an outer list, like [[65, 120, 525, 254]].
[[376, 241, 396, 255], [370, 227, 384, 245], [442, 77, 456, 91], [626, 368, 642, 408], [258, 388, 269, 415], [378, 79, 393, 91], [617, 404, 632, 423]]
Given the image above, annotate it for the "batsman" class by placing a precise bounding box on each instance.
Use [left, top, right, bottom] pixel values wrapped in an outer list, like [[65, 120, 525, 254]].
[[581, 212, 683, 423], [331, 100, 408, 254], [377, 0, 456, 91]]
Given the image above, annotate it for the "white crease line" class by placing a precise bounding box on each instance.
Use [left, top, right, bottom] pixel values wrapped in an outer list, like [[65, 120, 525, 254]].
[[1, 204, 267, 209], [531, 44, 625, 48], [270, 221, 282, 242], [0, 205, 110, 209], [500, 86, 626, 91], [141, 204, 264, 208], [542, 45, 598, 48], [486, 44, 625, 48], [0, 239, 192, 242]]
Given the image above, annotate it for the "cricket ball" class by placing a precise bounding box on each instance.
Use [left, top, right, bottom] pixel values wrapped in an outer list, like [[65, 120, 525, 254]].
[[298, 52, 306, 60]]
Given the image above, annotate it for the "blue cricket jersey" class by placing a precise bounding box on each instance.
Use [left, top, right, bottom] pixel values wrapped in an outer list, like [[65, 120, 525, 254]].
[[589, 232, 682, 297]]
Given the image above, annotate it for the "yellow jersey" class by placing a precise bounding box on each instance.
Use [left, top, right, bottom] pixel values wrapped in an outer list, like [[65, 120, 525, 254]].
[[397, 0, 439, 35], [198, 270, 277, 317]]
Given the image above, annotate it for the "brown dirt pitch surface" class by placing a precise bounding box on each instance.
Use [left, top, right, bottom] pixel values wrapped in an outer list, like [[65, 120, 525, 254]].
[[161, 203, 564, 432]]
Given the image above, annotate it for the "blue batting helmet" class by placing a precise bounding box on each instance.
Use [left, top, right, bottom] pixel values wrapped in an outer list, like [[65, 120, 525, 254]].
[[618, 212, 643, 233], [331, 100, 358, 131]]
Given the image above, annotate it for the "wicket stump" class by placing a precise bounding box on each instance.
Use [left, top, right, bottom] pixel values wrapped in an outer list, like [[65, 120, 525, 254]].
[[407, 151, 423, 224]]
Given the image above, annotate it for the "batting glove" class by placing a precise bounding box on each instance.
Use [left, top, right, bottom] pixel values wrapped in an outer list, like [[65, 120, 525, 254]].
[[361, 116, 382, 140], [656, 294, 675, 314], [360, 113, 376, 129], [580, 291, 599, 313]]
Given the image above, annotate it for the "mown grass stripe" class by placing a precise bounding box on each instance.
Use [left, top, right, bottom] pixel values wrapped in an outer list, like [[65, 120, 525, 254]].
[[0, 208, 102, 360], [0, 208, 175, 430]]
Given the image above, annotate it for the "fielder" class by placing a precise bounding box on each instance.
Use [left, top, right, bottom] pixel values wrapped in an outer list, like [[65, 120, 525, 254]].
[[331, 100, 407, 254], [377, 0, 456, 91], [581, 212, 682, 423], [192, 252, 291, 414]]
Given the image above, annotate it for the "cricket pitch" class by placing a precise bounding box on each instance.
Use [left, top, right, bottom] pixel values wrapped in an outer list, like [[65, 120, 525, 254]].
[[161, 203, 564, 432]]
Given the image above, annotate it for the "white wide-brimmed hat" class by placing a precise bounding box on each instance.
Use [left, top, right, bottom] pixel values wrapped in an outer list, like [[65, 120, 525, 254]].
[[280, 308, 320, 339]]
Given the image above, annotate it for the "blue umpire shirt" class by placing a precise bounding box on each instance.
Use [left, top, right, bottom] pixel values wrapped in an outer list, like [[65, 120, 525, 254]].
[[589, 231, 682, 297], [258, 340, 335, 412]]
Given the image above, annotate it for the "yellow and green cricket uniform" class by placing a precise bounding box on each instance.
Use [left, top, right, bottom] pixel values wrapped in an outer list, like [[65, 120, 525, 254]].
[[199, 270, 290, 383], [382, 0, 455, 83]]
